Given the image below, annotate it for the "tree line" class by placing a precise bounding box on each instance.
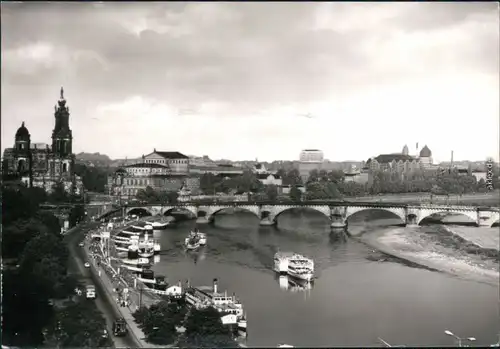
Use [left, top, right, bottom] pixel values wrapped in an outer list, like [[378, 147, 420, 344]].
[[133, 298, 238, 347], [132, 166, 499, 204], [2, 184, 110, 348]]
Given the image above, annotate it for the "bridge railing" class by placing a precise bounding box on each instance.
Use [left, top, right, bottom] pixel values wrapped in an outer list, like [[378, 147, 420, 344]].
[[119, 200, 493, 209]]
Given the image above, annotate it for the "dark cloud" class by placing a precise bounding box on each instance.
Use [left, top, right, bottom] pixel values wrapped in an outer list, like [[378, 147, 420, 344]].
[[2, 2, 497, 109]]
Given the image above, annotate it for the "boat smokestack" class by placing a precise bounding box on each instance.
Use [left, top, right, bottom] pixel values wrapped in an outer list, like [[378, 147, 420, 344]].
[[233, 292, 236, 302], [213, 278, 218, 294]]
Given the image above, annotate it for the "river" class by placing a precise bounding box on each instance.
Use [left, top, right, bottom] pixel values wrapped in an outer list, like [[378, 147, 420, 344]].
[[149, 210, 499, 347]]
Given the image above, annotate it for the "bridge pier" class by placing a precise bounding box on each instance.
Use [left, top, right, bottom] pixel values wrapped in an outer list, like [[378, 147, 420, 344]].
[[196, 216, 211, 224], [259, 218, 276, 226], [330, 215, 346, 229]]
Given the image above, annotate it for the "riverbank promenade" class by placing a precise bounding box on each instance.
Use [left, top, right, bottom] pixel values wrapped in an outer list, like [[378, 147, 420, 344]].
[[86, 224, 163, 348]]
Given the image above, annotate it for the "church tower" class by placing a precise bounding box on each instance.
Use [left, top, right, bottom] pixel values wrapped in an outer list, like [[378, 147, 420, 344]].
[[52, 87, 73, 156], [49, 87, 75, 179], [402, 144, 409, 156], [14, 121, 33, 186]]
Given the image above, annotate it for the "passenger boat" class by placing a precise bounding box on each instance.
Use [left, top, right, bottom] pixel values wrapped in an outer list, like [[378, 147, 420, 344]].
[[277, 275, 313, 292], [288, 264, 314, 282], [185, 229, 207, 247], [273, 252, 314, 281], [138, 233, 155, 258], [237, 314, 247, 337], [121, 226, 144, 236], [144, 219, 169, 230], [154, 241, 161, 254], [127, 244, 139, 259], [185, 234, 201, 250], [184, 278, 246, 333]]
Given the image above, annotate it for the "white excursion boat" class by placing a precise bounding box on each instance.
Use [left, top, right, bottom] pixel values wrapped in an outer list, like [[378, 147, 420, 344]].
[[154, 241, 161, 254], [288, 263, 314, 282], [274, 252, 315, 282], [121, 226, 143, 236], [278, 275, 313, 292], [138, 233, 155, 258], [144, 220, 169, 230], [184, 278, 246, 335]]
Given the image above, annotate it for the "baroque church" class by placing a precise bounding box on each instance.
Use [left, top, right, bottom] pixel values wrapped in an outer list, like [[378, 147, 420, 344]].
[[365, 144, 435, 173], [2, 88, 83, 194]]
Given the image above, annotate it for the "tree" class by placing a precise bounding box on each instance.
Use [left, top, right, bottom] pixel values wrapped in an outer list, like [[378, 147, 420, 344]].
[[136, 186, 160, 203], [280, 168, 302, 186], [69, 204, 86, 227], [73, 163, 109, 193], [289, 185, 302, 202], [181, 307, 237, 348], [165, 191, 179, 204], [45, 300, 112, 348], [134, 300, 185, 345], [49, 182, 69, 203], [2, 269, 54, 347], [308, 169, 320, 183], [200, 173, 219, 195], [266, 184, 279, 201]]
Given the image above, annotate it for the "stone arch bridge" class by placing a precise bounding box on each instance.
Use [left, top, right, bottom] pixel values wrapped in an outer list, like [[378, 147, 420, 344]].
[[118, 201, 499, 228]]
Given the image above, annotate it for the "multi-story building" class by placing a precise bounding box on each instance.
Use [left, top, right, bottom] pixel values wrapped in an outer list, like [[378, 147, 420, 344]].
[[2, 88, 83, 194], [143, 149, 190, 176], [298, 149, 324, 182], [253, 163, 282, 186]]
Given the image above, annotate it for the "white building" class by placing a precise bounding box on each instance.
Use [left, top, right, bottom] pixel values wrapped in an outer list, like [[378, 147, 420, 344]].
[[298, 149, 324, 182], [299, 149, 324, 162], [253, 163, 282, 186]]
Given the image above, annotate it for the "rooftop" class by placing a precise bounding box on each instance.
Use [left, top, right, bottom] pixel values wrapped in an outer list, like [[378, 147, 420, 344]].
[[151, 150, 189, 159], [124, 163, 169, 169], [370, 154, 416, 164]]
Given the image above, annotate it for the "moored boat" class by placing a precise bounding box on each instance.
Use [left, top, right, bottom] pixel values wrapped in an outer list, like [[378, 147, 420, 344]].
[[138, 233, 155, 258], [184, 278, 246, 333], [144, 220, 169, 230]]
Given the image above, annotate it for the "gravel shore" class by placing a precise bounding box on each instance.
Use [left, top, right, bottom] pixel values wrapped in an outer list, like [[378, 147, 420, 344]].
[[352, 222, 499, 287]]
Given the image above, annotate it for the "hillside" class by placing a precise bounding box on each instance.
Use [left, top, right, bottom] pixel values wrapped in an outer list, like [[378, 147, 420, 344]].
[[75, 152, 112, 167]]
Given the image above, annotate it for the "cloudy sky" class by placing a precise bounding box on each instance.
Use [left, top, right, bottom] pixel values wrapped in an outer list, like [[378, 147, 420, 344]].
[[2, 2, 498, 162]]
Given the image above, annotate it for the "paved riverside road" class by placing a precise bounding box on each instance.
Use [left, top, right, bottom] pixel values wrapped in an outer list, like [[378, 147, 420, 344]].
[[65, 223, 138, 348]]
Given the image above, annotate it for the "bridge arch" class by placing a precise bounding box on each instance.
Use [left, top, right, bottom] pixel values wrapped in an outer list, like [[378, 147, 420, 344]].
[[126, 207, 153, 217], [345, 206, 407, 224], [210, 206, 260, 219], [273, 205, 331, 222], [162, 206, 197, 217], [417, 209, 477, 226], [98, 208, 122, 221]]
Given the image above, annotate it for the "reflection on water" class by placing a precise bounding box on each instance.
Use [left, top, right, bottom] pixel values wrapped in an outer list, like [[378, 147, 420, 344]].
[[276, 274, 314, 294], [150, 211, 499, 347], [153, 254, 160, 265]]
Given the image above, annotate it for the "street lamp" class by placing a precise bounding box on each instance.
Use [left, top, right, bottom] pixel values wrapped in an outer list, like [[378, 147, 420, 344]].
[[444, 330, 476, 347], [378, 337, 393, 347]]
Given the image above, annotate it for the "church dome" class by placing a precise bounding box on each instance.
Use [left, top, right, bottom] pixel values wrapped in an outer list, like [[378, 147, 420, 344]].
[[15, 122, 30, 140], [419, 145, 432, 158]]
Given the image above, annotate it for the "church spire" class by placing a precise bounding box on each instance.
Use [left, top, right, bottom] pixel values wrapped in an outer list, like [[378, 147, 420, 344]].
[[60, 86, 65, 100]]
